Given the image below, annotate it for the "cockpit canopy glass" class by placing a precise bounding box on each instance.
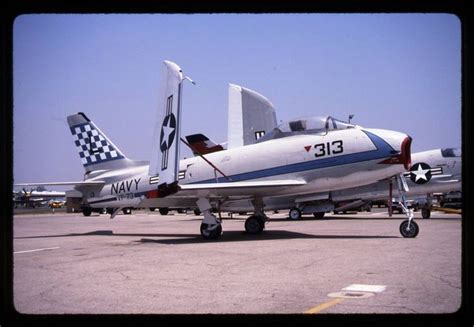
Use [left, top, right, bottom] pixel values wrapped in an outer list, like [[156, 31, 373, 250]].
[[256, 116, 355, 143], [441, 148, 461, 157]]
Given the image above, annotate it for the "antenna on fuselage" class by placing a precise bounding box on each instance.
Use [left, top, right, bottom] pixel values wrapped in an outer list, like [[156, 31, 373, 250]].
[[348, 114, 354, 124]]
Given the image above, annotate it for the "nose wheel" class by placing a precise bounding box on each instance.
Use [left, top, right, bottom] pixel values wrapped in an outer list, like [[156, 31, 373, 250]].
[[395, 174, 419, 238], [399, 219, 419, 238]]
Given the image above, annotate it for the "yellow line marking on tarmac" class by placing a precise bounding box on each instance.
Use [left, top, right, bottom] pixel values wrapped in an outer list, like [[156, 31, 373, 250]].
[[304, 298, 345, 314]]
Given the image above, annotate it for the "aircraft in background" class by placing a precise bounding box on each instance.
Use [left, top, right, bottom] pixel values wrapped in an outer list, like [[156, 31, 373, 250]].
[[16, 60, 417, 239], [13, 188, 66, 208], [223, 147, 461, 219]]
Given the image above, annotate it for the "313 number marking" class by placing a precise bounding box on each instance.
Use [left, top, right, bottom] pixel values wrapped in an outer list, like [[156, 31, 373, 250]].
[[314, 140, 343, 157]]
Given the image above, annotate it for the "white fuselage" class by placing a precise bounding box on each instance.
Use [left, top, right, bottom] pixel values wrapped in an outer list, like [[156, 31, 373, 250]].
[[218, 148, 461, 212], [79, 127, 409, 210]]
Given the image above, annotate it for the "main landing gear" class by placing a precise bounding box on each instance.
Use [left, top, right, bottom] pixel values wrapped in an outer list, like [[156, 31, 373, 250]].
[[196, 198, 223, 240], [244, 215, 266, 234], [244, 198, 267, 234], [395, 175, 419, 238], [196, 197, 268, 240]]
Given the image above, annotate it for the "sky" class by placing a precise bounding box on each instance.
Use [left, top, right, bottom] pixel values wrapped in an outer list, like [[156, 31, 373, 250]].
[[13, 14, 461, 190]]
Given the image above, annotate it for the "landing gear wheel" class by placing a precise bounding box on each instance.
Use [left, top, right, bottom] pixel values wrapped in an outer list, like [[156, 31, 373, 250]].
[[313, 212, 325, 219], [245, 215, 265, 234], [399, 219, 419, 238], [289, 208, 302, 220], [421, 208, 431, 219], [200, 223, 222, 240], [82, 207, 92, 217], [159, 207, 169, 215]]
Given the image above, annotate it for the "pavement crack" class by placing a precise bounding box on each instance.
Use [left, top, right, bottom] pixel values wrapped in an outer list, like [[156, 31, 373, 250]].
[[429, 274, 461, 290]]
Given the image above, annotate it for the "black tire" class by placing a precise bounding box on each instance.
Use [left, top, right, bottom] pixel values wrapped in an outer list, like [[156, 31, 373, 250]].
[[200, 223, 222, 240], [245, 215, 265, 234], [159, 207, 169, 215], [289, 208, 302, 220], [421, 208, 431, 219], [399, 220, 419, 238], [122, 208, 132, 215], [194, 208, 201, 216], [313, 212, 325, 219], [82, 207, 92, 217], [149, 207, 156, 212]]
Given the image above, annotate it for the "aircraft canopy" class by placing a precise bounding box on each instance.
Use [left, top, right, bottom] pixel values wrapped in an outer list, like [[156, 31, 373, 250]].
[[256, 116, 355, 143], [441, 148, 461, 157]]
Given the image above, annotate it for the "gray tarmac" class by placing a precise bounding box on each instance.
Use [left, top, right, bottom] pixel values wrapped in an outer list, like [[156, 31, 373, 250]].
[[13, 208, 461, 314]]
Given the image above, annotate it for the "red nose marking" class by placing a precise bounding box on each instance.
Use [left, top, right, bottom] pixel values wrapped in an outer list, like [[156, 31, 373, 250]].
[[378, 136, 412, 170]]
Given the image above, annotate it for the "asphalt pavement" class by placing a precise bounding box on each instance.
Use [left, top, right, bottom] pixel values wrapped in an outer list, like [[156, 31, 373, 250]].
[[13, 208, 462, 315]]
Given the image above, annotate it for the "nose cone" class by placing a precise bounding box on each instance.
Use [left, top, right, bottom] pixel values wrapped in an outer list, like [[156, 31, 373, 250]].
[[364, 128, 412, 170]]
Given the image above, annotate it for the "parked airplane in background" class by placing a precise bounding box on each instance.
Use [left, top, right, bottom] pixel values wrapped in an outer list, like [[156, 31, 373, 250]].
[[224, 147, 461, 219], [16, 60, 417, 239], [13, 188, 66, 208]]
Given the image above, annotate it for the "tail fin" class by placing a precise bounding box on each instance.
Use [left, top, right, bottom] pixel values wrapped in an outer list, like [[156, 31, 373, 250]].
[[148, 60, 185, 196], [227, 83, 278, 149], [185, 133, 225, 156], [67, 112, 132, 173]]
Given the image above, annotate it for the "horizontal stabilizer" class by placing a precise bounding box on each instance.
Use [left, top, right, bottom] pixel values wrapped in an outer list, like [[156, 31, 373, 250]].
[[185, 133, 225, 156]]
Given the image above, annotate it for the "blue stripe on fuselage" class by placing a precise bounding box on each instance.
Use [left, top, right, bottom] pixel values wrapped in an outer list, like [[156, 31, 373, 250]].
[[189, 130, 397, 184]]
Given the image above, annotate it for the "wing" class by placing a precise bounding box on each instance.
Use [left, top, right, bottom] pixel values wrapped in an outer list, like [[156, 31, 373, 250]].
[[14, 181, 105, 187], [179, 179, 306, 197]]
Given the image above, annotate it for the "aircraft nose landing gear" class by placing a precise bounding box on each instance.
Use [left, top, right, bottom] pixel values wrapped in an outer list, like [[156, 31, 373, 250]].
[[395, 174, 419, 238], [399, 219, 419, 238]]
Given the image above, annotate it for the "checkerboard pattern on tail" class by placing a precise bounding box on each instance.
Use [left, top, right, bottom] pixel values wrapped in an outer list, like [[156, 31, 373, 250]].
[[68, 112, 126, 171], [69, 119, 125, 167]]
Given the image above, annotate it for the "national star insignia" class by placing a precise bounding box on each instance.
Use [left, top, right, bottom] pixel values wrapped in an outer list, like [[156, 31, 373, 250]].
[[411, 164, 430, 182], [161, 119, 175, 149]]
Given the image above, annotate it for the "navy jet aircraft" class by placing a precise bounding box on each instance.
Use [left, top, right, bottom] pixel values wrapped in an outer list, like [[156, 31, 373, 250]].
[[16, 60, 416, 239], [216, 84, 461, 225]]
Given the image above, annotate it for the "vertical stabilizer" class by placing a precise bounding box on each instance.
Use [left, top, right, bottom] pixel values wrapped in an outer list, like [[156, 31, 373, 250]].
[[227, 84, 278, 149], [148, 60, 185, 196], [67, 112, 130, 173]]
